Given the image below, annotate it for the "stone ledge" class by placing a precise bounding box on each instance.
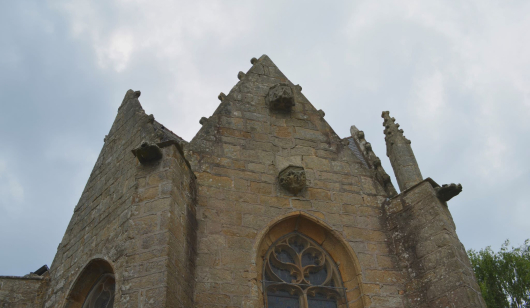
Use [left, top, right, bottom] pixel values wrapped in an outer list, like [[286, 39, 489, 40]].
[[388, 177, 440, 202], [0, 275, 45, 280]]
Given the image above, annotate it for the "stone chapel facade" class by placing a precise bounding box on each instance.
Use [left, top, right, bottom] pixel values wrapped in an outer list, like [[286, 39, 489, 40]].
[[0, 55, 486, 308]]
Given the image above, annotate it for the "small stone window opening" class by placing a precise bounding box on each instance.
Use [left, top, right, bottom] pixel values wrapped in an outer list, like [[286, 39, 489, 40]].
[[263, 233, 347, 308], [82, 273, 115, 308]]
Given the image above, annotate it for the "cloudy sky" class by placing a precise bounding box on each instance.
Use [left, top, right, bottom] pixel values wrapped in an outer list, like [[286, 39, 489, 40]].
[[1, 0, 529, 275]]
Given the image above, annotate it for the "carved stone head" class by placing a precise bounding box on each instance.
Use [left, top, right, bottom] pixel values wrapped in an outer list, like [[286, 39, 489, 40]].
[[267, 83, 294, 112], [279, 166, 306, 195]]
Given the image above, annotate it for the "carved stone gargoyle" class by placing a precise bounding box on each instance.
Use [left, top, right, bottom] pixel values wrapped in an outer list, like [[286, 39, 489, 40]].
[[279, 166, 306, 195], [267, 83, 294, 112], [132, 141, 162, 164], [435, 183, 462, 202]]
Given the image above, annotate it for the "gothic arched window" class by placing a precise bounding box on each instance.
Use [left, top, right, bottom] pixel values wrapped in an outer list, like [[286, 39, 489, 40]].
[[82, 273, 115, 308], [263, 232, 347, 308], [65, 259, 115, 308]]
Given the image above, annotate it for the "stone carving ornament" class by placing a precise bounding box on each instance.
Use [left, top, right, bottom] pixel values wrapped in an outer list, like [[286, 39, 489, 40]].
[[263, 233, 346, 308], [268, 83, 295, 112], [435, 183, 463, 202], [279, 166, 306, 195], [132, 141, 163, 164]]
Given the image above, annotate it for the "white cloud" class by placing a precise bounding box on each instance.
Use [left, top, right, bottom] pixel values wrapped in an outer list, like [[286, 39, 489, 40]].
[[0, 159, 25, 213], [410, 70, 445, 128], [95, 29, 135, 72], [475, 134, 509, 179], [54, 0, 255, 71], [7, 179, 24, 203]]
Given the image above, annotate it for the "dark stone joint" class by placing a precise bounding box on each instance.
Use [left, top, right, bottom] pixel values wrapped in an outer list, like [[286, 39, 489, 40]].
[[132, 141, 163, 164], [436, 183, 463, 202]]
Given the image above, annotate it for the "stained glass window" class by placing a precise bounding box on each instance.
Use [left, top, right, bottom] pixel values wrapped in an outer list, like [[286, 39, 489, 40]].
[[82, 273, 115, 308], [263, 233, 347, 308]]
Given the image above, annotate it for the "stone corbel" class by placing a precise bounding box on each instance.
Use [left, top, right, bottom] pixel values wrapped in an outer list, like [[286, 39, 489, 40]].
[[132, 141, 163, 164], [267, 83, 295, 112], [435, 183, 463, 202]]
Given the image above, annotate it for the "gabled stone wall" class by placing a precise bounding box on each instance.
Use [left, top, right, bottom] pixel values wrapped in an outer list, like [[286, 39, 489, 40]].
[[186, 55, 406, 308], [42, 91, 197, 308]]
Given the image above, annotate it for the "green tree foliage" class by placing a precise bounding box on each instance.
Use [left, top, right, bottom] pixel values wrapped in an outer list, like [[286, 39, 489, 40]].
[[468, 240, 530, 307]]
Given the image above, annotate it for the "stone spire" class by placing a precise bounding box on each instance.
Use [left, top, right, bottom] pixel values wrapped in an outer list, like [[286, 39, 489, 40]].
[[382, 111, 423, 192]]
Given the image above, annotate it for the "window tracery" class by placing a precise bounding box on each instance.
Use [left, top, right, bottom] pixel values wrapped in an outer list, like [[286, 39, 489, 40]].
[[81, 273, 115, 308], [263, 233, 347, 308]]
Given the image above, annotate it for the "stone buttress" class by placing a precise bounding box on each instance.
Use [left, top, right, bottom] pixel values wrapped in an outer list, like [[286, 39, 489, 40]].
[[381, 112, 485, 307]]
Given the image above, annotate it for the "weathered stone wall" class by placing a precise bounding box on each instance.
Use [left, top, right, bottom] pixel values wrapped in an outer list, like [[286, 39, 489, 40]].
[[185, 55, 406, 308], [42, 91, 197, 308], [384, 180, 486, 308], [0, 276, 49, 307]]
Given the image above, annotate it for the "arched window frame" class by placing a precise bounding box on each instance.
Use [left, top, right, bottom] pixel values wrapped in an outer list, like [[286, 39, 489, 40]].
[[263, 232, 348, 308], [81, 273, 115, 308], [64, 259, 116, 308]]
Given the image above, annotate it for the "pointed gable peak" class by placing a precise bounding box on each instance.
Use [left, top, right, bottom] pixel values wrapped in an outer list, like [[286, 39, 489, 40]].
[[243, 54, 290, 84], [255, 54, 277, 67], [190, 54, 340, 150], [204, 54, 312, 121]]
